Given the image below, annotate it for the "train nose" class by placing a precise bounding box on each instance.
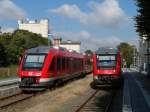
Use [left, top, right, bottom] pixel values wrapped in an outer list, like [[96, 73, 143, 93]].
[[28, 72, 42, 76]]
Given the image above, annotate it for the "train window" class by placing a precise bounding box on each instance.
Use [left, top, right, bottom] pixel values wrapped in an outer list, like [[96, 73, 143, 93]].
[[78, 60, 80, 70], [62, 57, 65, 70], [22, 54, 47, 70], [79, 60, 81, 68], [57, 56, 61, 71], [68, 58, 71, 71], [65, 57, 67, 70], [49, 57, 55, 72], [76, 59, 78, 70], [96, 55, 116, 69], [73, 58, 76, 71], [81, 60, 83, 69], [66, 58, 69, 70]]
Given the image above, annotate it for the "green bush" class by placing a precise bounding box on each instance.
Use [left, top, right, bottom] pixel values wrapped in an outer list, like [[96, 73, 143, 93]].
[[0, 30, 51, 66]]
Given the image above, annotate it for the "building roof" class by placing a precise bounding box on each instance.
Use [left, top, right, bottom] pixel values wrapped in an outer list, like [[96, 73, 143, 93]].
[[18, 19, 48, 24]]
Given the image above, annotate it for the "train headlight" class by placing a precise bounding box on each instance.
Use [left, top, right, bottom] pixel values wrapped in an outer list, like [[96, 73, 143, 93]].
[[94, 76, 98, 79]]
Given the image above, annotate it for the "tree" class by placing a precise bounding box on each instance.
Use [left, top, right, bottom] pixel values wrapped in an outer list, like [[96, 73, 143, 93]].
[[135, 0, 150, 41], [0, 43, 8, 66], [0, 29, 51, 65], [12, 30, 49, 49], [84, 49, 93, 56], [118, 43, 134, 67], [84, 49, 93, 66]]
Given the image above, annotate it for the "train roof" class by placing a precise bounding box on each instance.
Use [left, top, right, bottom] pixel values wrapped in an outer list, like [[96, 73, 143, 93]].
[[26, 46, 68, 53], [95, 47, 119, 55], [26, 46, 83, 58], [26, 46, 52, 54]]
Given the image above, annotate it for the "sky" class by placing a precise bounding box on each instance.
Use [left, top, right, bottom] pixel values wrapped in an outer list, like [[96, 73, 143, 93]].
[[0, 0, 138, 52]]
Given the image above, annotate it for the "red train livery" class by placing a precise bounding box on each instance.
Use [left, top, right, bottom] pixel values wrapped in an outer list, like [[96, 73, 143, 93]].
[[18, 46, 90, 91], [92, 48, 122, 87]]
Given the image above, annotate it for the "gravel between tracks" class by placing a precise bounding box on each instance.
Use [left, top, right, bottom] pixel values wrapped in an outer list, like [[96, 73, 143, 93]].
[[0, 74, 94, 112]]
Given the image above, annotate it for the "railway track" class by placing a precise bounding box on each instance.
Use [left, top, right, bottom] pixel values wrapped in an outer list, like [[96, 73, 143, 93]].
[[0, 90, 50, 109], [75, 90, 115, 112], [0, 92, 33, 108], [0, 74, 92, 109]]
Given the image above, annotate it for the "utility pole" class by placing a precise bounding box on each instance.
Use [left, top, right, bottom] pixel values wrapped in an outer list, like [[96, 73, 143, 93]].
[[48, 33, 54, 46], [147, 41, 150, 76], [133, 46, 136, 68]]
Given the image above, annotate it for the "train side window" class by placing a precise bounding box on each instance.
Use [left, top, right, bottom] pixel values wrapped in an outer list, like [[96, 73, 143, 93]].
[[67, 58, 69, 70], [57, 56, 61, 71], [62, 57, 65, 70], [81, 60, 83, 69], [49, 57, 55, 72]]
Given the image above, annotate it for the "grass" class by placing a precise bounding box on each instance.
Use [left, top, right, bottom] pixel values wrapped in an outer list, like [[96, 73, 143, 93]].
[[0, 65, 19, 80]]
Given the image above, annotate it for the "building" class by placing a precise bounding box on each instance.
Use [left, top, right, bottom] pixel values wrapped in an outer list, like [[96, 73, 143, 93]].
[[18, 19, 49, 38], [52, 38, 81, 53], [52, 38, 62, 46], [138, 37, 150, 73], [60, 40, 81, 53]]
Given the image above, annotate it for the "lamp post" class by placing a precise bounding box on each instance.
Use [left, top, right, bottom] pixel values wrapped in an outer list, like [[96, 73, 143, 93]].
[[142, 35, 148, 74]]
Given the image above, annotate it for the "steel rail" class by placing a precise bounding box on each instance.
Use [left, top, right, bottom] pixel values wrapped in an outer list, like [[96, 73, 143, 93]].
[[0, 92, 33, 108], [104, 91, 115, 112], [75, 90, 115, 112], [75, 90, 99, 112]]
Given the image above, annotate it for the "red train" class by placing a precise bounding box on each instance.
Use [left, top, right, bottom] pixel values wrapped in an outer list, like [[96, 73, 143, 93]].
[[92, 48, 122, 88], [18, 46, 91, 91]]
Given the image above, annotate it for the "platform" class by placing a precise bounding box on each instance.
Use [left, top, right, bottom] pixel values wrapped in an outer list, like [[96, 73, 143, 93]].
[[123, 69, 150, 112]]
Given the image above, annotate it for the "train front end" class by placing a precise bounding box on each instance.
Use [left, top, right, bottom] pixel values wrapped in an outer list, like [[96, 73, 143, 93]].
[[92, 48, 122, 88], [18, 46, 52, 91]]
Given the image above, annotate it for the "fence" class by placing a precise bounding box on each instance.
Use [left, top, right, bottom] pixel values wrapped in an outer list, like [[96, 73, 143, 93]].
[[0, 66, 18, 79]]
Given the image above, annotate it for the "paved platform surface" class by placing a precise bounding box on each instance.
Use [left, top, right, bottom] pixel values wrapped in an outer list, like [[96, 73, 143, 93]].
[[0, 78, 19, 87], [123, 69, 150, 112]]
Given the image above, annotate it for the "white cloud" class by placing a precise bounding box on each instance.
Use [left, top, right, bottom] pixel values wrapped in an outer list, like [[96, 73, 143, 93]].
[[0, 0, 26, 20], [1, 27, 15, 33], [54, 31, 122, 52], [49, 0, 129, 27]]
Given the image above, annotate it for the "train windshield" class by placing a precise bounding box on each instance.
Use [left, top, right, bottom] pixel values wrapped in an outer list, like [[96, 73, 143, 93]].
[[23, 54, 47, 70], [96, 55, 116, 69]]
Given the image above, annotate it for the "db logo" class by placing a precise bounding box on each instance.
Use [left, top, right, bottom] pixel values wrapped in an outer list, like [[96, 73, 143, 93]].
[[28, 72, 33, 76]]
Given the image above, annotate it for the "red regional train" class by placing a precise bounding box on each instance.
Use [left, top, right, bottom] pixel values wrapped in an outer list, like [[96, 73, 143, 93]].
[[92, 48, 123, 88], [18, 46, 90, 91]]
